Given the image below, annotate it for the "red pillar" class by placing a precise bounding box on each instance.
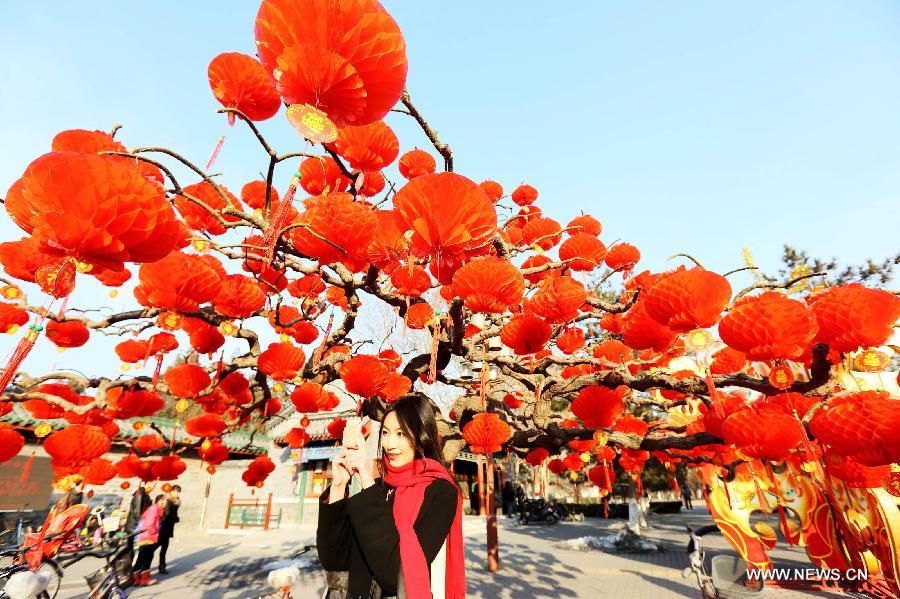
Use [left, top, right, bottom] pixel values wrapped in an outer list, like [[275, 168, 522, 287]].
[[476, 456, 486, 516], [486, 457, 500, 572]]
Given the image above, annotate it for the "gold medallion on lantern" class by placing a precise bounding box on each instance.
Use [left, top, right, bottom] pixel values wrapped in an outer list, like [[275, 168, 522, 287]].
[[684, 329, 714, 352], [157, 311, 183, 331], [883, 472, 900, 498], [120, 363, 131, 371], [133, 421, 145, 431], [35, 423, 52, 438], [191, 238, 211, 253], [569, 471, 578, 481], [201, 439, 212, 451], [0, 285, 22, 300], [768, 364, 794, 390], [273, 382, 285, 393], [593, 430, 608, 446], [853, 349, 890, 373], [162, 483, 172, 493], [207, 465, 216, 474], [580, 452, 591, 463], [175, 399, 190, 413], [286, 104, 338, 143], [219, 321, 238, 336], [108, 289, 118, 298]]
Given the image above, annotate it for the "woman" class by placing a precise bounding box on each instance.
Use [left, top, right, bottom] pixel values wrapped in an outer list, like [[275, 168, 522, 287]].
[[157, 484, 181, 574], [317, 393, 466, 598], [132, 494, 165, 586]]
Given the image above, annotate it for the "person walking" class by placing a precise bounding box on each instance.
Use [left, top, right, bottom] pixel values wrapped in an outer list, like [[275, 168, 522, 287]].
[[683, 485, 693, 510], [157, 485, 181, 575], [124, 485, 151, 554], [132, 494, 165, 586]]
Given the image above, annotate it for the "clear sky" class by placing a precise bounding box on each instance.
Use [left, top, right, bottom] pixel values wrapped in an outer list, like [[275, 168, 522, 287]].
[[1, 1, 899, 377]]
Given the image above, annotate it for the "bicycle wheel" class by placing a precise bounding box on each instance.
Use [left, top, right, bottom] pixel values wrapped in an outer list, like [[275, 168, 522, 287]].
[[36, 558, 63, 599], [106, 587, 126, 599]]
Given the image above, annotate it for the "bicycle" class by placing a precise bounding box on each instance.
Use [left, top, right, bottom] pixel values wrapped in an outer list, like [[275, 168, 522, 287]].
[[0, 542, 62, 599], [80, 542, 130, 599], [682, 523, 764, 599]]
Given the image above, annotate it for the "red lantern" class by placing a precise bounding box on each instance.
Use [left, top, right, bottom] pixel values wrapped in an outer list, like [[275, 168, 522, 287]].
[[208, 52, 281, 123], [339, 355, 389, 397], [451, 258, 525, 313], [559, 234, 606, 272], [808, 284, 900, 353], [479, 180, 503, 203], [328, 121, 399, 172], [605, 243, 641, 272], [258, 342, 306, 381], [164, 364, 211, 398], [199, 441, 229, 466], [289, 193, 377, 272], [213, 274, 267, 319], [255, 0, 407, 127], [0, 424, 24, 463], [643, 267, 731, 332], [45, 320, 89, 348], [284, 427, 311, 449], [528, 276, 587, 324], [463, 413, 512, 454], [174, 182, 242, 236], [298, 156, 350, 196], [241, 180, 280, 211], [185, 413, 227, 438], [719, 292, 818, 361], [809, 391, 900, 466], [44, 425, 111, 468], [135, 252, 223, 313], [571, 386, 627, 429], [511, 184, 538, 207], [500, 314, 552, 355], [398, 149, 436, 179], [524, 447, 549, 466]]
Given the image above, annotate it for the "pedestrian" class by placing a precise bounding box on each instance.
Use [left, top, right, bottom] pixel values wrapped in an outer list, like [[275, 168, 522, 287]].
[[124, 485, 151, 554], [317, 392, 466, 598], [469, 479, 480, 515], [514, 483, 525, 514], [157, 485, 181, 575], [683, 485, 693, 510], [501, 481, 514, 516], [132, 494, 165, 586]]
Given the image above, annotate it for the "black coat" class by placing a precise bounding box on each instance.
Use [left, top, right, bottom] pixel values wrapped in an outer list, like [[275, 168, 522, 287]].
[[316, 479, 457, 598], [124, 489, 151, 533], [159, 499, 180, 540]]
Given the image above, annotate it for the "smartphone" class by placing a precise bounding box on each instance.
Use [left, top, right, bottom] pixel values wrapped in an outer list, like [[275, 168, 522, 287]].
[[342, 417, 363, 450]]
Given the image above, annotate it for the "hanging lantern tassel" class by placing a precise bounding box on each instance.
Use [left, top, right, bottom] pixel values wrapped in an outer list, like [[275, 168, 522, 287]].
[[214, 350, 225, 383], [704, 370, 724, 419], [0, 324, 44, 393], [205, 135, 226, 171], [428, 315, 442, 384], [745, 462, 770, 515], [669, 474, 680, 497], [152, 354, 164, 390], [313, 310, 335, 367], [721, 476, 733, 510], [603, 496, 609, 519], [263, 166, 303, 261], [20, 448, 36, 483]]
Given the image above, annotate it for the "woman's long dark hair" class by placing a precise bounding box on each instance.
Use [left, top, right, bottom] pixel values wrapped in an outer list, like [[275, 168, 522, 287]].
[[377, 392, 448, 478]]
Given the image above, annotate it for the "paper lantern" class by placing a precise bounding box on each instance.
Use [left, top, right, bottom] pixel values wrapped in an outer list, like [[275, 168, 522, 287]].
[[284, 427, 311, 449], [463, 413, 512, 454], [208, 52, 281, 123], [719, 292, 818, 361], [241, 180, 280, 211], [528, 276, 587, 324], [164, 364, 211, 398], [0, 424, 24, 463], [8, 152, 181, 271], [366, 210, 409, 270], [605, 243, 640, 271], [404, 302, 434, 330], [43, 425, 111, 467], [643, 267, 731, 332], [298, 156, 350, 196], [328, 120, 399, 171], [242, 455, 275, 487], [339, 355, 389, 397], [393, 172, 496, 261], [133, 434, 165, 454], [451, 258, 525, 313], [0, 302, 28, 334], [290, 382, 334, 413], [622, 300, 677, 352], [559, 234, 606, 272], [521, 217, 562, 251], [721, 405, 804, 461], [213, 274, 267, 319], [524, 447, 549, 466], [562, 453, 584, 472], [808, 390, 900, 466], [174, 181, 242, 236], [80, 458, 116, 486], [152, 455, 187, 481], [134, 251, 223, 313], [45, 320, 89, 348], [391, 265, 431, 297], [709, 347, 747, 375], [511, 184, 538, 207], [808, 284, 900, 353], [185, 413, 227, 438], [258, 342, 306, 381], [254, 0, 407, 127], [289, 193, 377, 271], [199, 441, 229, 466], [571, 386, 627, 429], [479, 180, 503, 202], [567, 214, 602, 236], [500, 314, 552, 355], [398, 149, 436, 179], [556, 327, 585, 355]]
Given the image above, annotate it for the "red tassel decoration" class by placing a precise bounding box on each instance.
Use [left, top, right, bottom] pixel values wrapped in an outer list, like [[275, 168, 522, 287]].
[[428, 315, 441, 384], [705, 371, 724, 418], [152, 354, 164, 390], [263, 166, 303, 261], [313, 310, 335, 367], [0, 324, 44, 393], [603, 497, 609, 519], [205, 135, 226, 170], [776, 503, 793, 547], [20, 449, 36, 483]]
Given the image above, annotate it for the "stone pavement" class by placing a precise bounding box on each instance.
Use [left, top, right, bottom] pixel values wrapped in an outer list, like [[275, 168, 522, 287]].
[[54, 507, 863, 598]]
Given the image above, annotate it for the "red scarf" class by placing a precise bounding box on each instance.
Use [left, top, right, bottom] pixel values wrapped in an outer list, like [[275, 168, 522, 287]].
[[383, 458, 466, 599]]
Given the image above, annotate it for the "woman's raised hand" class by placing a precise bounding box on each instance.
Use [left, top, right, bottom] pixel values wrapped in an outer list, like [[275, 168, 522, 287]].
[[328, 451, 352, 502], [344, 442, 376, 489]]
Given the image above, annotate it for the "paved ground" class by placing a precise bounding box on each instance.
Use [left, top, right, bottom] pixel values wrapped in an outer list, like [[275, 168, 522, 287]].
[[53, 507, 862, 598]]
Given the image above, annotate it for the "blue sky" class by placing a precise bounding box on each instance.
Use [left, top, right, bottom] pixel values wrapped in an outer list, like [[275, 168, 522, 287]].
[[1, 1, 899, 377]]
